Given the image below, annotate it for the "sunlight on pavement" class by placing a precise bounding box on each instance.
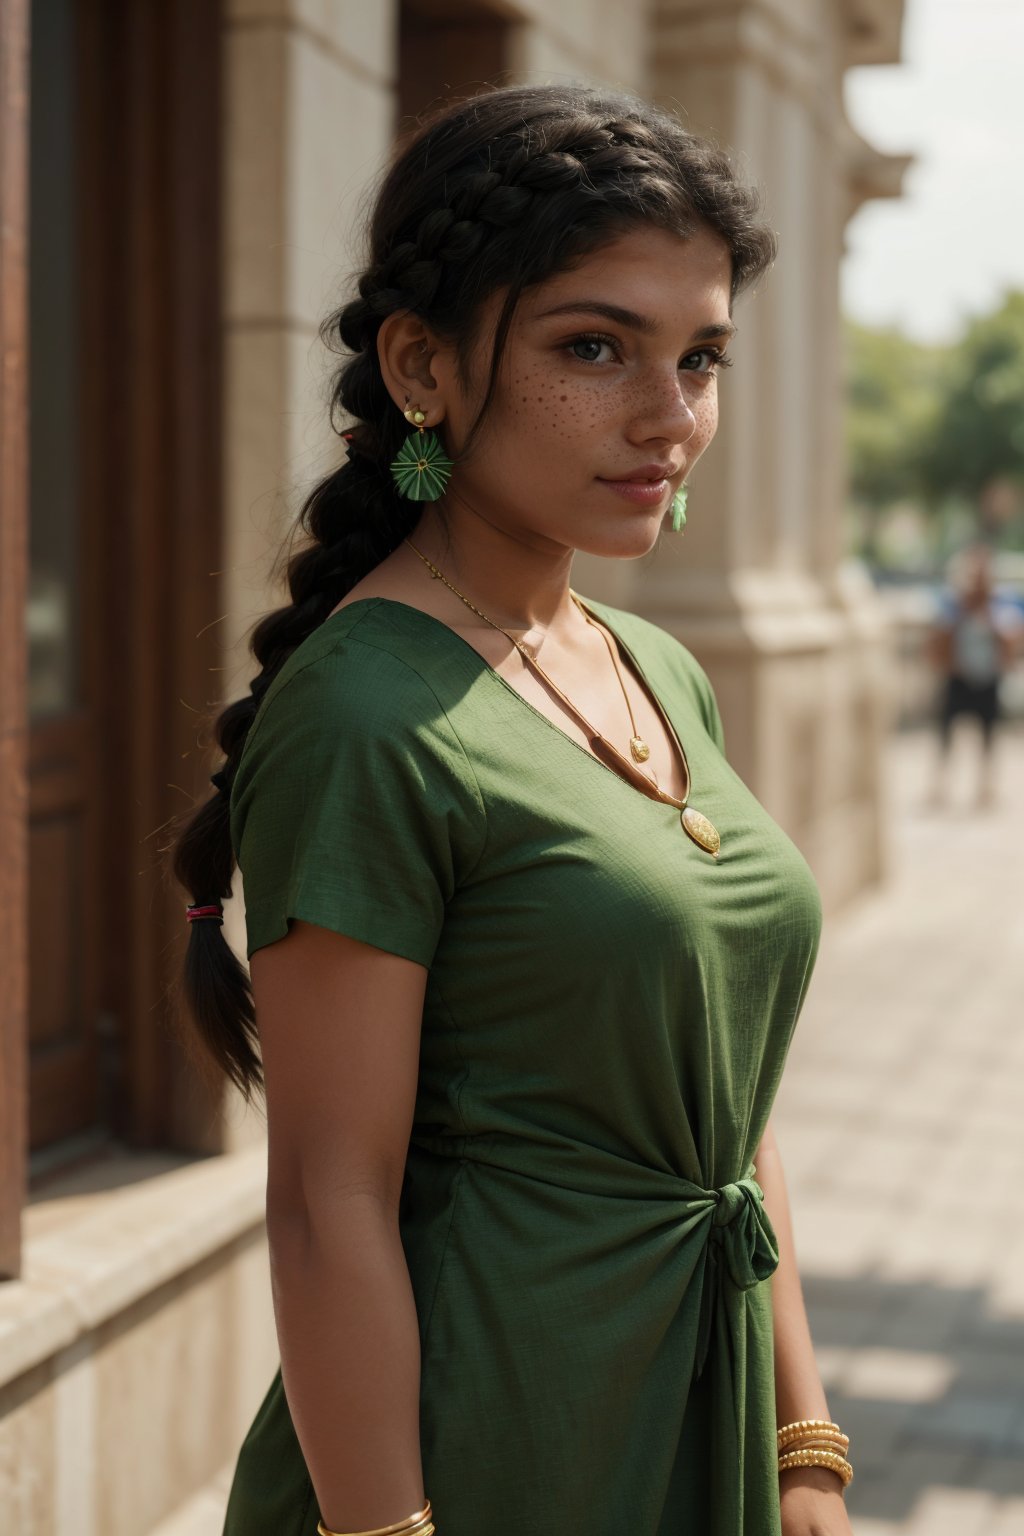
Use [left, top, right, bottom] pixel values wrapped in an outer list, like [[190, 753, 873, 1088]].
[[774, 723, 1024, 1533]]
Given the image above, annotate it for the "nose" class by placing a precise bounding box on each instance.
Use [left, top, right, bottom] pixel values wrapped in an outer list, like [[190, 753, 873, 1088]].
[[628, 369, 699, 446]]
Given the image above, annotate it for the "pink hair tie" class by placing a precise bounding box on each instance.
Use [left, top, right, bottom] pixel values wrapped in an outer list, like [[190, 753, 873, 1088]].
[[186, 903, 224, 924]]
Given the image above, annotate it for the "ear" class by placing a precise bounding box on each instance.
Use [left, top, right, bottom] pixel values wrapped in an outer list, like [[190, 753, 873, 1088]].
[[376, 310, 454, 430]]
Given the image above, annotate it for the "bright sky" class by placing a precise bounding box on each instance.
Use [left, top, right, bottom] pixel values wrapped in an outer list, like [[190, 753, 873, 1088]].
[[841, 0, 1024, 343]]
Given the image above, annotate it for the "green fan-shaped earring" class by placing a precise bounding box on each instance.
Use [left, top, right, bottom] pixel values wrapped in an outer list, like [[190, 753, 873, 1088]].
[[390, 406, 453, 502], [670, 484, 688, 533]]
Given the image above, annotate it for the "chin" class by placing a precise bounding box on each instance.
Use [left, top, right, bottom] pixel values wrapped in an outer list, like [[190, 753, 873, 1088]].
[[572, 519, 666, 563]]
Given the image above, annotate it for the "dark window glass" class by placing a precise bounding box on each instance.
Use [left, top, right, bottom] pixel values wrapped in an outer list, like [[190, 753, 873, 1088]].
[[27, 0, 80, 718]]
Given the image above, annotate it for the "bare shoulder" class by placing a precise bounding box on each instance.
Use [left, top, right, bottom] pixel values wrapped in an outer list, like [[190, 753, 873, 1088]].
[[325, 550, 444, 624], [324, 558, 507, 667]]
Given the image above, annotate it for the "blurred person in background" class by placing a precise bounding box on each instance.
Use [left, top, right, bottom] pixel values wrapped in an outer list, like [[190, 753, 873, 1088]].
[[926, 541, 1023, 809]]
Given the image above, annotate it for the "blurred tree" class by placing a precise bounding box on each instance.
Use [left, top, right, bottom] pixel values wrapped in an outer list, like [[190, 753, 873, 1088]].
[[842, 317, 948, 562], [917, 290, 1024, 538]]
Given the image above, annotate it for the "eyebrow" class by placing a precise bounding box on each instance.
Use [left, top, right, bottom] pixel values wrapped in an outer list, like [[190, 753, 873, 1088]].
[[534, 300, 738, 343]]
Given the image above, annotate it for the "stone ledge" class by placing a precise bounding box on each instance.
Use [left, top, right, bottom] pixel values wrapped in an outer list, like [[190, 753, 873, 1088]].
[[148, 1460, 236, 1536], [0, 1144, 268, 1391]]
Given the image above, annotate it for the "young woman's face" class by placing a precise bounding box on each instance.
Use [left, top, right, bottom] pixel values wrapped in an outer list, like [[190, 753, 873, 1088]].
[[440, 222, 735, 561]]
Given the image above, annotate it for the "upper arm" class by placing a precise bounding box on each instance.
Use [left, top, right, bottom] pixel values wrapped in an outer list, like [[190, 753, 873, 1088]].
[[229, 638, 485, 1216], [253, 920, 427, 1218], [756, 1118, 778, 1160], [231, 642, 485, 969]]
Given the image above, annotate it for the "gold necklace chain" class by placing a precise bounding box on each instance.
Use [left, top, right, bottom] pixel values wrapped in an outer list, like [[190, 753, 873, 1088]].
[[402, 537, 722, 857], [405, 537, 661, 789]]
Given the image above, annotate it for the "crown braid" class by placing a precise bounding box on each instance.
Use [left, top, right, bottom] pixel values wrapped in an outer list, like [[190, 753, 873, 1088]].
[[171, 84, 778, 1103], [339, 115, 683, 353]]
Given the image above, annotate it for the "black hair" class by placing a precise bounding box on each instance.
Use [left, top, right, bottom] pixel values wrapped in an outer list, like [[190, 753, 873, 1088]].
[[169, 82, 778, 1104]]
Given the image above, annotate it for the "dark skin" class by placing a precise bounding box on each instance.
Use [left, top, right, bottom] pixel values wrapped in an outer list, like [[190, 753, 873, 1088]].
[[315, 224, 853, 1530]]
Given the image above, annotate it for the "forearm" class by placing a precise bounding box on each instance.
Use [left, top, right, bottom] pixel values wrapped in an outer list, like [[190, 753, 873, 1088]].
[[268, 1194, 425, 1533], [756, 1122, 848, 1504], [756, 1124, 829, 1425]]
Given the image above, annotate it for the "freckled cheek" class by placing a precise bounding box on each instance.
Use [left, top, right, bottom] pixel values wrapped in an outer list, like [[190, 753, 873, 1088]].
[[689, 393, 719, 452], [505, 371, 612, 444]]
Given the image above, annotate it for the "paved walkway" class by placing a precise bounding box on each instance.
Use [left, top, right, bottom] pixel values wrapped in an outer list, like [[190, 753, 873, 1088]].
[[773, 721, 1024, 1535]]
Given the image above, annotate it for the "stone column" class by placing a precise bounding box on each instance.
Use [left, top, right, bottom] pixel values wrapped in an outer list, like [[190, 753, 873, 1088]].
[[222, 1, 398, 669], [220, 0, 398, 1144], [623, 0, 909, 910]]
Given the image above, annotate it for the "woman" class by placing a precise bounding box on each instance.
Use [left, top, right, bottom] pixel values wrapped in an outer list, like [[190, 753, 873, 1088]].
[[173, 84, 853, 1536]]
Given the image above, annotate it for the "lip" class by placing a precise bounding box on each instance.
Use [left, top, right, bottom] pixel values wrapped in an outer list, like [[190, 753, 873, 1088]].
[[597, 467, 677, 507], [604, 463, 677, 483]]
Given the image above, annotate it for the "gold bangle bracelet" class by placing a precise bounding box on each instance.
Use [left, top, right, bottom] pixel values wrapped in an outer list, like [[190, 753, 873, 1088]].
[[779, 1449, 853, 1474], [317, 1502, 433, 1536], [776, 1418, 844, 1443], [317, 1523, 434, 1536], [318, 1521, 434, 1536], [778, 1453, 853, 1490], [777, 1428, 850, 1453], [779, 1427, 848, 1440], [778, 1447, 851, 1470], [778, 1449, 854, 1488]]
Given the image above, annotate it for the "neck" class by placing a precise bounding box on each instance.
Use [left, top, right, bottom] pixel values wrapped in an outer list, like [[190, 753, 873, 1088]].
[[402, 496, 580, 638]]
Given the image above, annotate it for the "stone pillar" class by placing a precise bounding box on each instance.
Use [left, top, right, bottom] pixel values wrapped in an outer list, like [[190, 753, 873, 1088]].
[[221, 1, 398, 670], [620, 0, 909, 911], [219, 1, 399, 1144]]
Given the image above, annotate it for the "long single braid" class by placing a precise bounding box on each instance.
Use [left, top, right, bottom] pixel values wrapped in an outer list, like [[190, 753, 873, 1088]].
[[170, 84, 778, 1103]]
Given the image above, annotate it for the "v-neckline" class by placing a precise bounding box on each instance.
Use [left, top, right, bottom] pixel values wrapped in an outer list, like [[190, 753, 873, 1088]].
[[320, 594, 695, 815]]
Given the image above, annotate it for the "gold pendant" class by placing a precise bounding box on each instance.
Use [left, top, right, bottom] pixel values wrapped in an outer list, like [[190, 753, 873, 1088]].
[[681, 805, 720, 857], [630, 735, 651, 763]]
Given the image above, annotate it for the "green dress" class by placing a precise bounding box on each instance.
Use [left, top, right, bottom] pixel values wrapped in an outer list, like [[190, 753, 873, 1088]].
[[223, 595, 823, 1536]]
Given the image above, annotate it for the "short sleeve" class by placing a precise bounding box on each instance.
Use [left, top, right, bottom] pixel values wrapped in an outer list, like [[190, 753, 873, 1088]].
[[676, 647, 727, 758], [229, 638, 486, 966], [702, 681, 726, 758]]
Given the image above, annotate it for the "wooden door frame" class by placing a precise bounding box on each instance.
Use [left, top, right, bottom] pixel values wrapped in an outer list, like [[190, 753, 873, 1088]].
[[77, 0, 226, 1154], [0, 0, 30, 1278]]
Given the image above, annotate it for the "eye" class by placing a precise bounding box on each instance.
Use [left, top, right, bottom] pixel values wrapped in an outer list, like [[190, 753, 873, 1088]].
[[682, 346, 734, 376], [567, 332, 621, 365]]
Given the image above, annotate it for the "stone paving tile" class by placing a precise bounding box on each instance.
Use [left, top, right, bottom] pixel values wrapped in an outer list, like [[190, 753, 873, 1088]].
[[846, 1445, 978, 1527], [903, 1486, 1001, 1536], [969, 1454, 1024, 1503], [986, 1505, 1024, 1536], [775, 724, 1024, 1535], [843, 1347, 957, 1405]]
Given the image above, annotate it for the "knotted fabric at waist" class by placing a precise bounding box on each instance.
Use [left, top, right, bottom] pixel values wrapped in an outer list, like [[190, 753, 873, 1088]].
[[694, 1173, 779, 1379], [409, 1131, 780, 1381]]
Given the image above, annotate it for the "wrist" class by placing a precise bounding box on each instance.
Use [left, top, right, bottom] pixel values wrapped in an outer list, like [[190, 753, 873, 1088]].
[[776, 1416, 853, 1495], [779, 1463, 847, 1498]]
